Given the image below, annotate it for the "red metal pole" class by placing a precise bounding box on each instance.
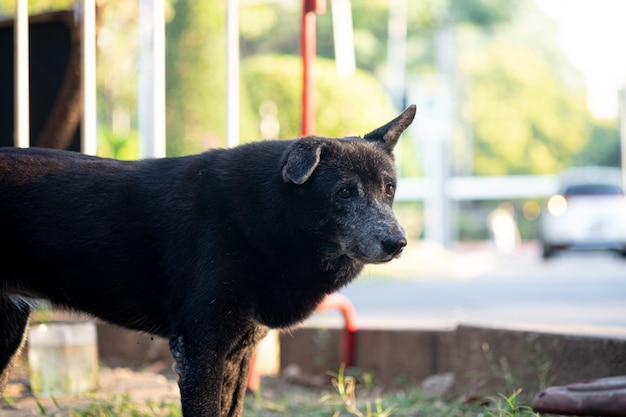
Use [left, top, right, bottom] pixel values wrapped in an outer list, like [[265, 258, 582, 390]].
[[301, 0, 324, 136], [316, 293, 358, 367]]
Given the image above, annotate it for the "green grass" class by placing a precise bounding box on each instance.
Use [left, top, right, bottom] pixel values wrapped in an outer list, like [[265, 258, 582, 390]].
[[34, 389, 538, 417], [243, 365, 539, 417], [31, 394, 182, 417], [30, 365, 539, 417]]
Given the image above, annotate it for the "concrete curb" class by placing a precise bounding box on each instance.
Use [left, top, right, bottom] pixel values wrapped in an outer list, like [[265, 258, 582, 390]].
[[279, 323, 626, 396]]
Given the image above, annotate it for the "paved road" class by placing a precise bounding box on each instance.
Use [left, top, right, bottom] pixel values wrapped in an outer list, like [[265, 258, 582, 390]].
[[308, 243, 626, 331]]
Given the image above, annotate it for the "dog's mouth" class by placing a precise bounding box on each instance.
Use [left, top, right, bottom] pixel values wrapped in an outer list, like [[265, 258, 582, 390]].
[[365, 250, 404, 264], [349, 239, 407, 264]]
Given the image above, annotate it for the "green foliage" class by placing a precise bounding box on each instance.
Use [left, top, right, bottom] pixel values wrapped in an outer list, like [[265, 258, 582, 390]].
[[164, 0, 227, 155], [240, 54, 396, 141], [2, 393, 16, 406], [95, 1, 140, 159], [464, 37, 589, 175], [0, 0, 74, 15], [573, 118, 621, 167], [3, 0, 614, 177], [455, 1, 593, 176], [240, 0, 517, 76], [98, 126, 139, 160], [240, 0, 592, 176], [450, 0, 517, 28]]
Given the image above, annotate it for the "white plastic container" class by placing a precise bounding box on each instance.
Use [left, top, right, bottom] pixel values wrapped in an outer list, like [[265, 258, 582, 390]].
[[28, 321, 98, 398]]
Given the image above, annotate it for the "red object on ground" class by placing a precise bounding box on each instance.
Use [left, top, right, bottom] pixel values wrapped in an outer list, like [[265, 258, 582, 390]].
[[247, 347, 262, 392], [532, 375, 626, 417], [247, 292, 358, 391]]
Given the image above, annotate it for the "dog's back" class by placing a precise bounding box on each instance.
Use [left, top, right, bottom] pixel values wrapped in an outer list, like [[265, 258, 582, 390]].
[[0, 148, 172, 333], [0, 141, 321, 332]]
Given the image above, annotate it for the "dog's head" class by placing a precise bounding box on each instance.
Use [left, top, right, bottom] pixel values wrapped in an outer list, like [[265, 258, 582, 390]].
[[281, 105, 416, 264]]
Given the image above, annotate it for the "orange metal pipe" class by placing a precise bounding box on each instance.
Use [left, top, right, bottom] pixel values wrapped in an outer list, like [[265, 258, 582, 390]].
[[316, 293, 358, 367]]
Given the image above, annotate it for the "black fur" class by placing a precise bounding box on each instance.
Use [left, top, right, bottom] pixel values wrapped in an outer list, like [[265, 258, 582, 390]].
[[0, 106, 416, 417]]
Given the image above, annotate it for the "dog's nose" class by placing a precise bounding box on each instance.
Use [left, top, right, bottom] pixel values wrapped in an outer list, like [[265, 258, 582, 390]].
[[382, 236, 407, 256]]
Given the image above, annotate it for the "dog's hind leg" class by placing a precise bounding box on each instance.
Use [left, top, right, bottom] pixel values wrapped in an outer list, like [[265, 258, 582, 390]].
[[0, 296, 31, 394]]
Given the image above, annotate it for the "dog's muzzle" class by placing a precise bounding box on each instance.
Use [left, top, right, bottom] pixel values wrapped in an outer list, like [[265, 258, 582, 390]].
[[382, 234, 407, 258]]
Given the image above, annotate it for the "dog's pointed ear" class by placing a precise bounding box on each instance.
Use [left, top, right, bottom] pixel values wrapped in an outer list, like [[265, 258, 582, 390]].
[[282, 139, 324, 185], [363, 105, 416, 152]]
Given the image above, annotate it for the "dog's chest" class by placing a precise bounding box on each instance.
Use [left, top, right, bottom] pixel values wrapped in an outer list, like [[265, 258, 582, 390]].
[[251, 256, 362, 329]]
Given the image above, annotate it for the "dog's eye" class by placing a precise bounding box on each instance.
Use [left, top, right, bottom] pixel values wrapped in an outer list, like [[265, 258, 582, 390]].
[[337, 187, 353, 199], [385, 183, 395, 197]]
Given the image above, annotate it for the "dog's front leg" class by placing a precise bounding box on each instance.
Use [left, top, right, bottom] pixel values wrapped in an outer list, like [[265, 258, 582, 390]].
[[170, 333, 224, 417], [220, 325, 269, 417], [170, 322, 268, 417]]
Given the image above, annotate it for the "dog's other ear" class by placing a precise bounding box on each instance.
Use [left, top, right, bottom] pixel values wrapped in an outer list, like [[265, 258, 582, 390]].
[[363, 105, 416, 152], [282, 139, 324, 185]]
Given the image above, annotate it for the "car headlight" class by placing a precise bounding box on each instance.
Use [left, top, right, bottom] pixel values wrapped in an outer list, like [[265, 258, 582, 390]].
[[547, 194, 567, 217]]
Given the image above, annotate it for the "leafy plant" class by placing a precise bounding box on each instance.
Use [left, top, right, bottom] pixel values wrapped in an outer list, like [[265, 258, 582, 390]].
[[321, 364, 395, 417], [485, 389, 539, 417], [2, 394, 16, 406]]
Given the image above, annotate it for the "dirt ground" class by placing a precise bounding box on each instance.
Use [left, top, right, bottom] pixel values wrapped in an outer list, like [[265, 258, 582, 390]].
[[1, 358, 181, 417]]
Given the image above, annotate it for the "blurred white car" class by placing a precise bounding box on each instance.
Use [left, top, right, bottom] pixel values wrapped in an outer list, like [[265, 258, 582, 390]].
[[539, 166, 626, 259]]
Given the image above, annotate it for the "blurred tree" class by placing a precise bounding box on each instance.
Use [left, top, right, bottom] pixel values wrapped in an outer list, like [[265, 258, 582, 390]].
[[98, 0, 250, 157], [0, 0, 73, 15], [164, 0, 226, 155], [464, 38, 589, 175], [238, 0, 517, 179], [240, 53, 419, 177], [164, 0, 259, 155], [241, 54, 395, 139], [95, 0, 140, 159], [460, 1, 590, 175], [3, 0, 611, 175], [240, 0, 515, 79], [572, 118, 621, 168]]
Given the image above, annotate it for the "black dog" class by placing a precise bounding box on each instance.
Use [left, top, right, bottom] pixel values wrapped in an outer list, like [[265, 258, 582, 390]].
[[0, 105, 416, 417]]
